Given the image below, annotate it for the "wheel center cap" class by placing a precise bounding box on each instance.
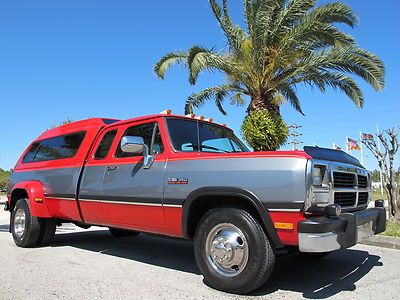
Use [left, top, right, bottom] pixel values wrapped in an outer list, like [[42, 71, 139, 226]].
[[211, 238, 233, 263]]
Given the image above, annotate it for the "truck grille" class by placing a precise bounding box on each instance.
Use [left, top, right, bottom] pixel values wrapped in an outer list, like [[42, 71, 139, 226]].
[[357, 175, 368, 188], [332, 171, 370, 209], [358, 192, 369, 206], [333, 172, 355, 188], [334, 192, 356, 206]]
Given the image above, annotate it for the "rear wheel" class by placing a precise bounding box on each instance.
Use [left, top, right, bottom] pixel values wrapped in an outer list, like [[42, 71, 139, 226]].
[[37, 218, 57, 246], [11, 198, 41, 247], [108, 227, 140, 237], [194, 208, 275, 294]]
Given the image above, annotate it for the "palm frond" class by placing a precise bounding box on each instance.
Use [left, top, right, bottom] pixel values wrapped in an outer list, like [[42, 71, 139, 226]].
[[209, 0, 247, 54], [187, 45, 238, 84], [280, 86, 305, 115], [185, 84, 243, 115], [154, 51, 188, 79]]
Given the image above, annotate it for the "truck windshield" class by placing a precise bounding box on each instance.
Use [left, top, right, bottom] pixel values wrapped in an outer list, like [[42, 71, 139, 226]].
[[166, 118, 250, 153]]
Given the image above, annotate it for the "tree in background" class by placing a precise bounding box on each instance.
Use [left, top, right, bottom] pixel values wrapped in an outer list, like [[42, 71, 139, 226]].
[[0, 168, 11, 190], [50, 117, 73, 129], [154, 0, 385, 150], [362, 129, 399, 220]]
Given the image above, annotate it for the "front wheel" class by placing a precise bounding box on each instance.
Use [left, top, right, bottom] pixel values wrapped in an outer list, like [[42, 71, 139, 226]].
[[11, 198, 41, 247], [194, 208, 275, 294]]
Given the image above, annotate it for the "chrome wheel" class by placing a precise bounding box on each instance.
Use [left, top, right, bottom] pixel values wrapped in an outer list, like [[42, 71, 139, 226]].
[[205, 223, 249, 277], [14, 208, 26, 238]]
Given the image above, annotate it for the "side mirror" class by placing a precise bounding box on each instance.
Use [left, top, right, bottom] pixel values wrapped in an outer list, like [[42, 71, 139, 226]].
[[120, 136, 155, 169], [120, 136, 144, 154]]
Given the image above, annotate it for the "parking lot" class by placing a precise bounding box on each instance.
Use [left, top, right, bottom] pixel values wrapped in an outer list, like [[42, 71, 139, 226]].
[[1, 198, 399, 300]]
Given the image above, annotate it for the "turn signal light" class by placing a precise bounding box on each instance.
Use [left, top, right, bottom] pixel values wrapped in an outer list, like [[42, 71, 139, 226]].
[[274, 222, 294, 230], [160, 109, 172, 115]]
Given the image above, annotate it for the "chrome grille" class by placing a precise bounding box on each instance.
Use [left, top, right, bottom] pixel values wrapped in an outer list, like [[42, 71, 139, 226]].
[[358, 192, 369, 206], [331, 170, 370, 209], [357, 175, 368, 188], [334, 192, 356, 207], [333, 172, 356, 188]]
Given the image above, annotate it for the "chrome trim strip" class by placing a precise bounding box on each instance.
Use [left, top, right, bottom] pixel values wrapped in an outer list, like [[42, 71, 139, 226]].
[[47, 197, 76, 201], [102, 200, 162, 207], [78, 199, 99, 203], [163, 204, 183, 208], [268, 208, 301, 212], [79, 198, 163, 207]]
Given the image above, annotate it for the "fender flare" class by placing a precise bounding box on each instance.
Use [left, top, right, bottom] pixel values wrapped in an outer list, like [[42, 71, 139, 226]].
[[11, 181, 51, 218], [181, 186, 283, 248]]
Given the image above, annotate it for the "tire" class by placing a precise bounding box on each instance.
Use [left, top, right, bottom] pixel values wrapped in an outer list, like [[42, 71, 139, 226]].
[[194, 208, 275, 294], [108, 227, 140, 237], [297, 251, 331, 260], [37, 218, 57, 246], [10, 198, 41, 248]]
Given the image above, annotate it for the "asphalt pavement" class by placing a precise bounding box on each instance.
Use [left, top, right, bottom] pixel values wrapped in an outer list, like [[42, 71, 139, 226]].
[[1, 202, 399, 300]]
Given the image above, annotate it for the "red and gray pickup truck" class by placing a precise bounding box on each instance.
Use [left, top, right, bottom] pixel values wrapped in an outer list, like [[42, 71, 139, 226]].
[[5, 111, 386, 294]]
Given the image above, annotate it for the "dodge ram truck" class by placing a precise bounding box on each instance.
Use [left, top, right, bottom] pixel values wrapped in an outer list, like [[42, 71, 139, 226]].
[[5, 110, 386, 294]]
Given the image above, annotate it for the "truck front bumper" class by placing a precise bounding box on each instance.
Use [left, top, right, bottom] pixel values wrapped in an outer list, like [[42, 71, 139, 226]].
[[298, 207, 386, 253]]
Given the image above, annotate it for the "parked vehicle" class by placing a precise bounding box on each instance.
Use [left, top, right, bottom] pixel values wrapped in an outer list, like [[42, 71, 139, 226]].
[[5, 111, 386, 294]]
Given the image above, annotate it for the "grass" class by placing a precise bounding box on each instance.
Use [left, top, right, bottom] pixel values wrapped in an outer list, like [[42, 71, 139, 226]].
[[381, 220, 400, 238], [371, 189, 387, 201]]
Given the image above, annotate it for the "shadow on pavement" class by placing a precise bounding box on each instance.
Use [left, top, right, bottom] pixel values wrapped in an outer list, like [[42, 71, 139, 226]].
[[50, 229, 382, 298], [52, 229, 200, 275], [255, 249, 382, 298], [0, 224, 9, 232]]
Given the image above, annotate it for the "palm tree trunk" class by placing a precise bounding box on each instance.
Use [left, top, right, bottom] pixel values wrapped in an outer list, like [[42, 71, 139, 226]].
[[247, 92, 280, 115]]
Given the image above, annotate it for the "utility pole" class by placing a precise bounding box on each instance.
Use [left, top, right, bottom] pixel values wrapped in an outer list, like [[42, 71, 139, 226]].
[[288, 124, 303, 150]]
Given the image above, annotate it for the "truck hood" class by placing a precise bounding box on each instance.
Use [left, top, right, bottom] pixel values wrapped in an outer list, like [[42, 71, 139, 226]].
[[303, 146, 364, 168]]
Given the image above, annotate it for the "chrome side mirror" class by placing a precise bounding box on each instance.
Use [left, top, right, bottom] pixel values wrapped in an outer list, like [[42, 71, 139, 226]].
[[120, 136, 144, 154], [120, 136, 155, 169]]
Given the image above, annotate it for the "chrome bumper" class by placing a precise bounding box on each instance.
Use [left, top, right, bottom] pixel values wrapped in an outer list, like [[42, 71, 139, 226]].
[[298, 207, 386, 253]]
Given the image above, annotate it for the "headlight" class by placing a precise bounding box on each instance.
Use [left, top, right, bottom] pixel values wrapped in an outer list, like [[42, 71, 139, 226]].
[[312, 165, 326, 186]]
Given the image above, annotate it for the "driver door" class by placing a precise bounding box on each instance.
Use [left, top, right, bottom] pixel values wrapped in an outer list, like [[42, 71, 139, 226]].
[[101, 121, 167, 232]]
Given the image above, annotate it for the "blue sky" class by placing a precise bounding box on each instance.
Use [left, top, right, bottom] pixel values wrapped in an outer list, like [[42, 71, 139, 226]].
[[0, 0, 399, 171]]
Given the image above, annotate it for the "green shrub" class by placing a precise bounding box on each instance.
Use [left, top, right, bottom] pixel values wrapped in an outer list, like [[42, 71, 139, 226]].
[[381, 220, 400, 237], [241, 109, 289, 151]]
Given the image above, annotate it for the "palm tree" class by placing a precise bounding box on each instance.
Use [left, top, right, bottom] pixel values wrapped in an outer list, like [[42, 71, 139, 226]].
[[154, 0, 384, 148]]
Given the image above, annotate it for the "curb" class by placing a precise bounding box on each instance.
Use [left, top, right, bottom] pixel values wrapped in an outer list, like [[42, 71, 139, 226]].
[[361, 235, 400, 250]]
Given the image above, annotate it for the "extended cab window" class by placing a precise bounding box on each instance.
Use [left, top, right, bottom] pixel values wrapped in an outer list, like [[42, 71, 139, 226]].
[[116, 122, 164, 158], [94, 130, 117, 159], [23, 132, 86, 163], [167, 118, 249, 153]]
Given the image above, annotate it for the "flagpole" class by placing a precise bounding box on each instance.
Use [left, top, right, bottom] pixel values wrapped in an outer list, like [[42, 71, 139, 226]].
[[359, 131, 364, 166], [377, 124, 384, 195], [332, 142, 335, 149], [345, 136, 348, 154]]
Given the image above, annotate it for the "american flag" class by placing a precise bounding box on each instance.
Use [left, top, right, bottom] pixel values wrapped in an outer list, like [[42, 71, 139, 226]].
[[347, 137, 361, 150], [333, 143, 342, 150], [361, 132, 374, 140]]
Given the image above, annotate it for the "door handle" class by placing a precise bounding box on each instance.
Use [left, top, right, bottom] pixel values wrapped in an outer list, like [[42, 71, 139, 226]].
[[106, 166, 118, 172]]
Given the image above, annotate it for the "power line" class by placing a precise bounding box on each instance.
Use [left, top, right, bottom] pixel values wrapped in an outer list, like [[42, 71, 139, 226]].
[[288, 124, 303, 150]]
